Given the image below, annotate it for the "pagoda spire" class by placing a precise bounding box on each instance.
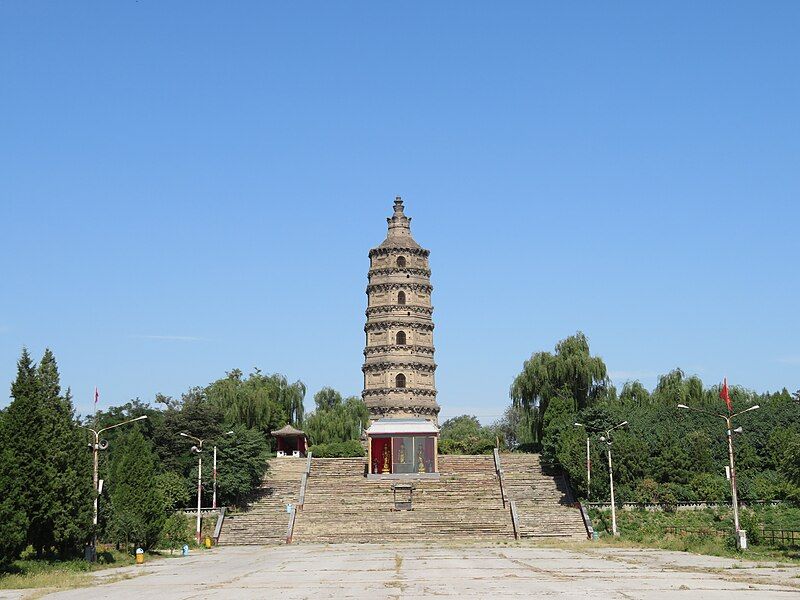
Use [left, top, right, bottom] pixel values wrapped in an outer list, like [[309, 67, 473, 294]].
[[386, 196, 412, 238]]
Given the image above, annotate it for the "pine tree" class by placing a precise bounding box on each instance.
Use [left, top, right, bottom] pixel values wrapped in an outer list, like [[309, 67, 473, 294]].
[[3, 348, 93, 557], [37, 351, 92, 555], [48, 385, 93, 556], [0, 408, 28, 569], [108, 428, 166, 550], [4, 348, 53, 556]]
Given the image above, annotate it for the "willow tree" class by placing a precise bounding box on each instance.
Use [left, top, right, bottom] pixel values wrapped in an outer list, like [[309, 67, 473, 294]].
[[510, 332, 608, 443], [303, 390, 368, 446], [651, 368, 704, 405], [206, 369, 306, 434], [619, 380, 652, 405]]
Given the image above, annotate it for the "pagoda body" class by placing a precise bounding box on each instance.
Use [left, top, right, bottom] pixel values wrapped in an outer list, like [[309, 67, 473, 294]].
[[362, 198, 440, 425]]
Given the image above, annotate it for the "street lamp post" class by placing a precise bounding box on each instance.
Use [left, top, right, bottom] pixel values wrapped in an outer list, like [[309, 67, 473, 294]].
[[81, 414, 148, 561], [599, 421, 628, 537], [212, 431, 235, 510], [677, 402, 759, 549], [574, 423, 591, 500], [180, 432, 205, 544]]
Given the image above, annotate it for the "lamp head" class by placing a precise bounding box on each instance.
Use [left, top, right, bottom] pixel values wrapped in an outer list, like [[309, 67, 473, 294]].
[[677, 404, 689, 410], [733, 426, 743, 434]]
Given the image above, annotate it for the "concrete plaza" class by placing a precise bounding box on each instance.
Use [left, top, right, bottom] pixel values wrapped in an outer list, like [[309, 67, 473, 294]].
[[6, 542, 800, 599]]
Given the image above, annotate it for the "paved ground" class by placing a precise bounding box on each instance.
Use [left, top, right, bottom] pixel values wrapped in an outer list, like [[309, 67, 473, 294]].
[[4, 542, 800, 599]]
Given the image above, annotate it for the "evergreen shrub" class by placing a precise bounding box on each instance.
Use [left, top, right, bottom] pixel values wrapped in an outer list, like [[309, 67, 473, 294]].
[[309, 440, 364, 458]]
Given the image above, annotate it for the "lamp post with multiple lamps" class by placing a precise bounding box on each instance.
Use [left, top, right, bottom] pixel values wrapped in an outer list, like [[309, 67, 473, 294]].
[[573, 422, 592, 500], [677, 402, 759, 549], [181, 431, 236, 542], [599, 421, 628, 537], [180, 432, 206, 544], [81, 414, 148, 561]]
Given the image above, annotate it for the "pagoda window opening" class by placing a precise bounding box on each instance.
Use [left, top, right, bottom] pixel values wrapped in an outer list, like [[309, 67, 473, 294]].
[[397, 256, 406, 267], [396, 373, 406, 388], [398, 291, 406, 305], [396, 331, 406, 345]]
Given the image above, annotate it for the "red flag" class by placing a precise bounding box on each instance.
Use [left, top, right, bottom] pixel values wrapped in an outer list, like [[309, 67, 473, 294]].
[[720, 378, 732, 412], [94, 387, 99, 405]]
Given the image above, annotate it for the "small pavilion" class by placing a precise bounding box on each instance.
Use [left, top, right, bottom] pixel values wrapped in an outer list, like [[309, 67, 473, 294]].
[[365, 418, 439, 478], [271, 424, 308, 457]]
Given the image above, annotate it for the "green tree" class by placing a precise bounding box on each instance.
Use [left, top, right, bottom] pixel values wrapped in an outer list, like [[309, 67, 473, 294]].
[[493, 404, 536, 449], [303, 391, 368, 446], [0, 410, 28, 569], [108, 428, 165, 550], [4, 349, 49, 556], [619, 381, 651, 405], [206, 369, 306, 435], [516, 366, 800, 506], [48, 385, 93, 557], [155, 471, 191, 511], [313, 387, 343, 411], [510, 332, 608, 443], [160, 513, 190, 554], [152, 388, 224, 476], [212, 426, 271, 507], [439, 415, 495, 455], [3, 348, 92, 557]]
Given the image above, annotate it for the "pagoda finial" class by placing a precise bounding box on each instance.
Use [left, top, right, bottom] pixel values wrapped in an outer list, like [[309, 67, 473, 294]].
[[386, 196, 411, 236]]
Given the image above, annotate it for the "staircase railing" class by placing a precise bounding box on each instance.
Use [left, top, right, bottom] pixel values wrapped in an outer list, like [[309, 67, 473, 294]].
[[509, 500, 520, 540], [577, 502, 595, 540], [563, 470, 594, 540], [213, 506, 226, 543], [285, 505, 297, 544], [286, 451, 312, 544], [493, 448, 508, 508], [495, 448, 518, 539]]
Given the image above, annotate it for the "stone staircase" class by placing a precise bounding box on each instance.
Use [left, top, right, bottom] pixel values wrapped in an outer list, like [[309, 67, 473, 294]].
[[218, 453, 588, 545], [217, 457, 306, 545], [500, 453, 588, 539], [292, 455, 514, 543]]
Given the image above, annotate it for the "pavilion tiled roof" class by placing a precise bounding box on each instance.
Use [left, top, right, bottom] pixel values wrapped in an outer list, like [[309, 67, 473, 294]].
[[270, 424, 306, 437]]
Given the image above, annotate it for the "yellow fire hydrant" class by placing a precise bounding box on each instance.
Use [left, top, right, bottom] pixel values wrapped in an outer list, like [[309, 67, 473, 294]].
[[204, 536, 212, 549], [135, 548, 144, 564]]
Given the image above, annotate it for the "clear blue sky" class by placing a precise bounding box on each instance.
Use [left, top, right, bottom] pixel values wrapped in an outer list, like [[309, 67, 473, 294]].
[[1, 2, 798, 421]]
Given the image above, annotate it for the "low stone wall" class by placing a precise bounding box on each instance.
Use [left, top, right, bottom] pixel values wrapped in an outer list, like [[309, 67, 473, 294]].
[[587, 500, 782, 512]]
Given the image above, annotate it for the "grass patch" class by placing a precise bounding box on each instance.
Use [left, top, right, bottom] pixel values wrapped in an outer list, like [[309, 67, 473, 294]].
[[0, 569, 93, 593], [0, 546, 175, 592], [589, 505, 800, 563]]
